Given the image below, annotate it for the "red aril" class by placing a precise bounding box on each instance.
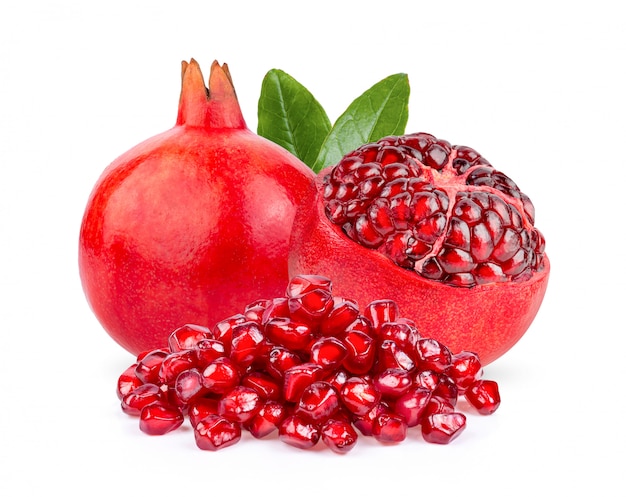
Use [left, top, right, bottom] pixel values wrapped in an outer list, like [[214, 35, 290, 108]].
[[373, 368, 413, 399], [309, 336, 348, 369], [321, 418, 359, 454], [352, 402, 391, 437], [134, 349, 169, 384], [201, 357, 240, 394], [173, 368, 207, 404], [218, 386, 262, 423], [241, 372, 281, 401], [394, 386, 432, 427], [168, 324, 212, 353], [265, 345, 302, 380], [342, 329, 376, 375], [339, 376, 381, 416], [121, 383, 162, 416], [376, 339, 416, 372], [246, 400, 287, 438], [229, 322, 266, 368], [278, 415, 320, 450], [465, 380, 501, 415], [139, 402, 184, 436], [372, 412, 408, 443], [421, 412, 467, 444], [447, 351, 483, 392], [282, 363, 324, 402], [188, 397, 219, 427], [295, 381, 340, 423], [194, 339, 226, 368], [288, 133, 550, 365], [194, 414, 242, 451], [79, 59, 315, 356], [116, 274, 503, 452], [116, 364, 143, 400], [157, 350, 197, 385]]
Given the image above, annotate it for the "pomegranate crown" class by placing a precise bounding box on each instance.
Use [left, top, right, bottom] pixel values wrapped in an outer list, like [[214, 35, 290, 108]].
[[176, 59, 247, 130]]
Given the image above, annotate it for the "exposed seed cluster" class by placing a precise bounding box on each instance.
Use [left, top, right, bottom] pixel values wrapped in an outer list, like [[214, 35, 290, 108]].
[[118, 275, 500, 452], [322, 133, 546, 287]]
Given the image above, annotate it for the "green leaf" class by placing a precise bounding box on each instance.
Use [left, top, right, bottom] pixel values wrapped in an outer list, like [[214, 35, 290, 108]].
[[313, 73, 410, 172], [257, 69, 331, 169]]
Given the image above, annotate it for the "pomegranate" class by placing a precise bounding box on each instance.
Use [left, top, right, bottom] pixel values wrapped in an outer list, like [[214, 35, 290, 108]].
[[79, 59, 315, 355], [116, 274, 501, 452], [288, 133, 550, 364]]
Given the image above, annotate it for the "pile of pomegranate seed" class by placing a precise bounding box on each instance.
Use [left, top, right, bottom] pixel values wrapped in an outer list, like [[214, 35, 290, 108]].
[[322, 132, 546, 287], [117, 275, 500, 452]]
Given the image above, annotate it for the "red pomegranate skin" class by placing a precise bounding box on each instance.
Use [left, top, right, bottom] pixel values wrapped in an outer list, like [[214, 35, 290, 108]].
[[79, 60, 315, 356], [288, 172, 550, 365]]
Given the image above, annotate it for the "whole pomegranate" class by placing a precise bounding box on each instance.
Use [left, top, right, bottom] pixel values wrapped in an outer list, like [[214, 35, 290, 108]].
[[79, 59, 315, 356], [289, 133, 550, 365]]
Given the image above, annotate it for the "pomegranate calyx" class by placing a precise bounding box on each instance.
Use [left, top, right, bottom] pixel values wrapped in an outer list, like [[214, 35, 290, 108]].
[[176, 58, 246, 130]]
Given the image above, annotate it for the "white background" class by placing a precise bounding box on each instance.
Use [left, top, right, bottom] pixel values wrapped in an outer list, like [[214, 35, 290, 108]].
[[1, 1, 624, 495]]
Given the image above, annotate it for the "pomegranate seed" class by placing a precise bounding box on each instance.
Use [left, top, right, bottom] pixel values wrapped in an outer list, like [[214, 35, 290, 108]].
[[372, 412, 407, 443], [121, 383, 162, 416], [230, 321, 266, 368], [261, 297, 291, 323], [295, 381, 340, 423], [321, 418, 358, 454], [194, 415, 241, 451], [116, 275, 502, 452], [324, 368, 350, 392], [283, 363, 323, 402], [339, 376, 380, 416], [218, 386, 262, 423], [424, 396, 456, 416], [322, 134, 545, 287], [320, 298, 360, 336], [373, 368, 413, 398], [135, 349, 169, 384], [201, 357, 240, 394], [447, 351, 484, 392], [157, 350, 197, 385], [352, 402, 391, 436], [379, 321, 420, 351], [139, 402, 184, 435], [432, 374, 459, 406], [188, 397, 219, 427], [279, 415, 320, 450], [286, 274, 333, 298], [244, 299, 271, 323], [465, 380, 501, 415], [265, 346, 302, 379], [363, 299, 400, 332], [265, 317, 313, 351], [160, 384, 185, 410], [288, 287, 334, 323], [117, 364, 143, 400], [309, 336, 348, 369], [416, 338, 452, 373], [212, 314, 247, 354], [194, 339, 226, 368], [394, 386, 432, 427], [136, 349, 163, 362], [377, 339, 416, 372], [246, 400, 287, 438], [168, 324, 212, 352], [241, 372, 281, 401], [421, 412, 467, 444], [342, 329, 376, 375], [415, 369, 441, 390], [345, 315, 374, 336], [174, 368, 207, 404]]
